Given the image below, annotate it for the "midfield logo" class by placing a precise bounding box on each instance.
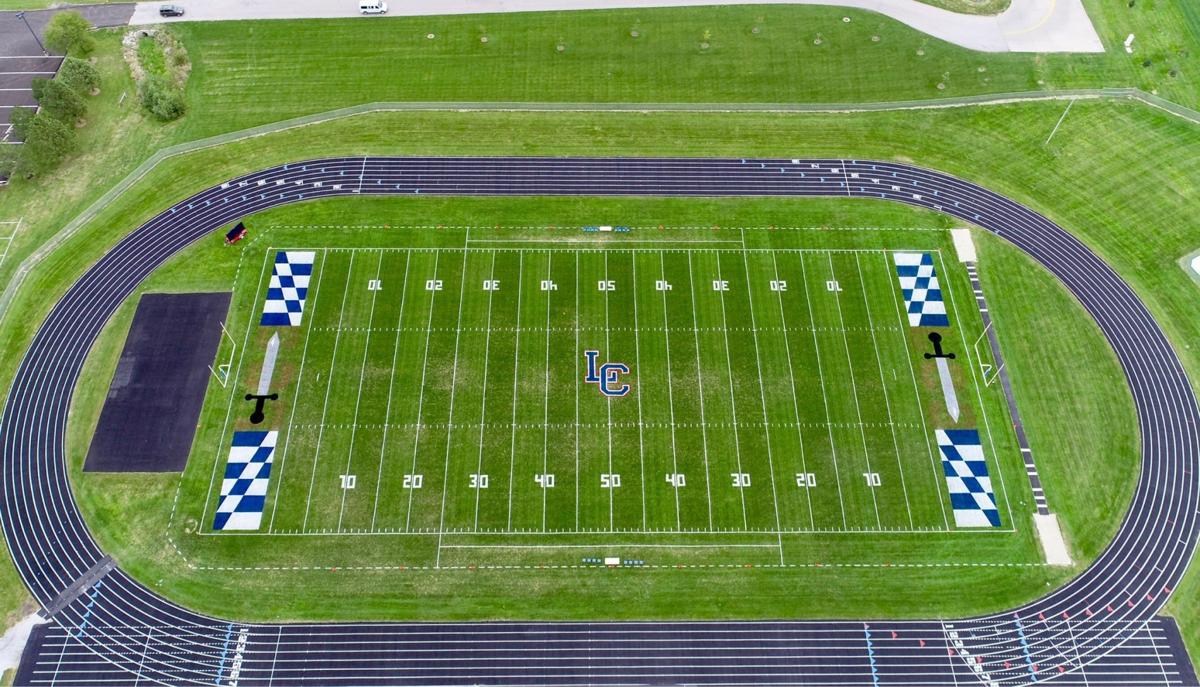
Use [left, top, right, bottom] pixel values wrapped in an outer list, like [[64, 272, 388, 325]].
[[583, 350, 631, 397]]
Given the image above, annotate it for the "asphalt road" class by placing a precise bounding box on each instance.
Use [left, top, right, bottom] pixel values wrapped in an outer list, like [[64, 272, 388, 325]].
[[2, 157, 1197, 685]]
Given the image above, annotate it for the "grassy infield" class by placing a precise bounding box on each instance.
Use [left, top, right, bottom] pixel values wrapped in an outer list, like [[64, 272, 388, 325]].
[[0, 0, 1194, 658]]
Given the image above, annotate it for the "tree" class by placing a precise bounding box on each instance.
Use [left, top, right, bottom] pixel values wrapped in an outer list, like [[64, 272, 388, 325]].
[[8, 107, 36, 140], [58, 57, 100, 95], [43, 11, 94, 56], [9, 113, 76, 176], [37, 79, 86, 123]]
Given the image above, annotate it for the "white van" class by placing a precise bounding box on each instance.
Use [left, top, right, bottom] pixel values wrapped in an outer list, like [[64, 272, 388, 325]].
[[359, 0, 387, 14]]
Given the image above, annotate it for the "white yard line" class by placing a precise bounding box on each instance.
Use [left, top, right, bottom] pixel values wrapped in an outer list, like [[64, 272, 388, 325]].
[[883, 250, 949, 530], [574, 251, 580, 530], [434, 248, 474, 566], [714, 253, 749, 529], [686, 252, 715, 530], [797, 254, 849, 529], [630, 253, 648, 529], [658, 252, 683, 530], [369, 252, 412, 530], [267, 250, 327, 531], [403, 252, 442, 531], [540, 252, 553, 531], [854, 252, 914, 529], [472, 253, 499, 532], [737, 240, 785, 563], [603, 252, 615, 531], [505, 253, 525, 530], [825, 253, 882, 528], [336, 251, 385, 531], [302, 252, 357, 531], [769, 252, 815, 530]]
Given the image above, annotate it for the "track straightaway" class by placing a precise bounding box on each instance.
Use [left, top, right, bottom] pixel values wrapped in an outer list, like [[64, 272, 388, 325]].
[[1, 157, 1197, 686]]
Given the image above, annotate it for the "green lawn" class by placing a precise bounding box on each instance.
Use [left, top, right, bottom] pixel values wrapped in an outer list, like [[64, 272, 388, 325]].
[[0, 0, 1195, 666]]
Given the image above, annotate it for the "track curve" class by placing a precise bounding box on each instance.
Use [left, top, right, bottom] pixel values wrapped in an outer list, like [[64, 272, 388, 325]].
[[2, 157, 1197, 686]]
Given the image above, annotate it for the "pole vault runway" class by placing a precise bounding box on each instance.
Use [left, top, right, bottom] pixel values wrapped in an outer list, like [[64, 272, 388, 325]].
[[2, 157, 1197, 685]]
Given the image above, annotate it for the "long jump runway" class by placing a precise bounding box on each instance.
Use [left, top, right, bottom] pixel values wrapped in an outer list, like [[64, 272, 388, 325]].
[[2, 157, 1197, 685]]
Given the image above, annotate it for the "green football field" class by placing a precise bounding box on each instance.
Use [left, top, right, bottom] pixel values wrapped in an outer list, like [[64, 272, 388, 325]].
[[192, 225, 1016, 569]]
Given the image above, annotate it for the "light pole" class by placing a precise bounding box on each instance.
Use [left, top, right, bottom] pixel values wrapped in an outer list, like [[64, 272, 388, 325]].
[[14, 12, 48, 57]]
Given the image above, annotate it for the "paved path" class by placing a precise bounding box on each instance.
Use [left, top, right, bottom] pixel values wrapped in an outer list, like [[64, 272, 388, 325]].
[[130, 0, 1104, 52]]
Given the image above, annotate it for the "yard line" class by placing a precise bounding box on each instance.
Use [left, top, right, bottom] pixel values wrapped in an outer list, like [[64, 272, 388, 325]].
[[714, 253, 749, 529], [435, 249, 474, 566], [268, 251, 328, 531], [797, 254, 849, 529], [369, 251, 412, 530], [630, 253, 647, 529], [882, 250, 948, 530], [769, 252, 815, 530], [472, 253, 499, 532], [302, 252, 357, 531], [402, 252, 442, 531], [738, 241, 785, 563], [825, 253, 882, 528], [658, 252, 683, 529], [541, 252, 553, 531], [686, 252, 715, 530], [603, 252, 614, 531], [574, 251, 580, 531], [506, 253, 525, 531], [854, 253, 914, 529], [337, 251, 386, 531]]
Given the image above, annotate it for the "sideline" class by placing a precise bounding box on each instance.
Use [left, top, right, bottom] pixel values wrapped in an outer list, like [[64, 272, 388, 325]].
[[1, 88, 1196, 325], [128, 0, 1103, 53]]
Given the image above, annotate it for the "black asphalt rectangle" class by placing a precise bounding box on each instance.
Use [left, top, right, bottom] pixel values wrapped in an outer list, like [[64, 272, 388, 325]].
[[84, 292, 231, 472]]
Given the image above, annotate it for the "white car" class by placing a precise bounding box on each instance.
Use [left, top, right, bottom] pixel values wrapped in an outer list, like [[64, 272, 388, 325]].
[[359, 1, 388, 14]]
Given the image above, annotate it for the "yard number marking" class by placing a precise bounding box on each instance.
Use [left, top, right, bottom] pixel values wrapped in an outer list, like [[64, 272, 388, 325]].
[[425, 279, 443, 291], [665, 473, 686, 488], [795, 473, 817, 487], [826, 280, 842, 292], [403, 474, 423, 489], [470, 473, 489, 489], [731, 473, 751, 488], [540, 280, 557, 291], [656, 280, 673, 291], [600, 473, 621, 488], [367, 279, 382, 291], [534, 473, 555, 488], [598, 280, 616, 291], [712, 280, 729, 292], [483, 280, 500, 291], [340, 474, 357, 489], [770, 280, 788, 292], [863, 472, 881, 487]]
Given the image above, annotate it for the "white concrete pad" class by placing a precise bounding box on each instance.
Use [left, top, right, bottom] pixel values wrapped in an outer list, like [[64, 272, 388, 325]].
[[1034, 512, 1072, 566], [950, 228, 977, 263], [130, 0, 1105, 54], [0, 611, 47, 676]]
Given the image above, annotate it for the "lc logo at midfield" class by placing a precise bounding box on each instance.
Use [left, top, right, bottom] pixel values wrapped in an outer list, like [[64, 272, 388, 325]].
[[583, 350, 631, 397]]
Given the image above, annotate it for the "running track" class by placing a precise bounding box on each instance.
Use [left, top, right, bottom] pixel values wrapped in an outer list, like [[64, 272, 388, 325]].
[[2, 157, 1198, 685]]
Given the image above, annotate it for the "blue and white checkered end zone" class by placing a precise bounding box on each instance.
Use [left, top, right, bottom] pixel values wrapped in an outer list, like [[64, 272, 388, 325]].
[[894, 252, 949, 328], [213, 430, 277, 531], [261, 251, 315, 327], [936, 429, 1001, 528]]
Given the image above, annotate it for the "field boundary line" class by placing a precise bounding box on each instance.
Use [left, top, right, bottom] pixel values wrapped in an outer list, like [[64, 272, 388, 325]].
[[7, 89, 1196, 328]]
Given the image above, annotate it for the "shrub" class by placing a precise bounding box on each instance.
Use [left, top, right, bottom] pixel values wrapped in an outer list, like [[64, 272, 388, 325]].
[[30, 77, 48, 102], [37, 78, 86, 123], [138, 76, 186, 121], [58, 57, 101, 94], [8, 107, 36, 140], [43, 11, 95, 56]]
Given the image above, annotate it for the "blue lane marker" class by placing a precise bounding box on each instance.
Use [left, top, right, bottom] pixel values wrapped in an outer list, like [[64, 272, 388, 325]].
[[214, 623, 234, 685], [863, 624, 880, 686], [1014, 615, 1038, 681]]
